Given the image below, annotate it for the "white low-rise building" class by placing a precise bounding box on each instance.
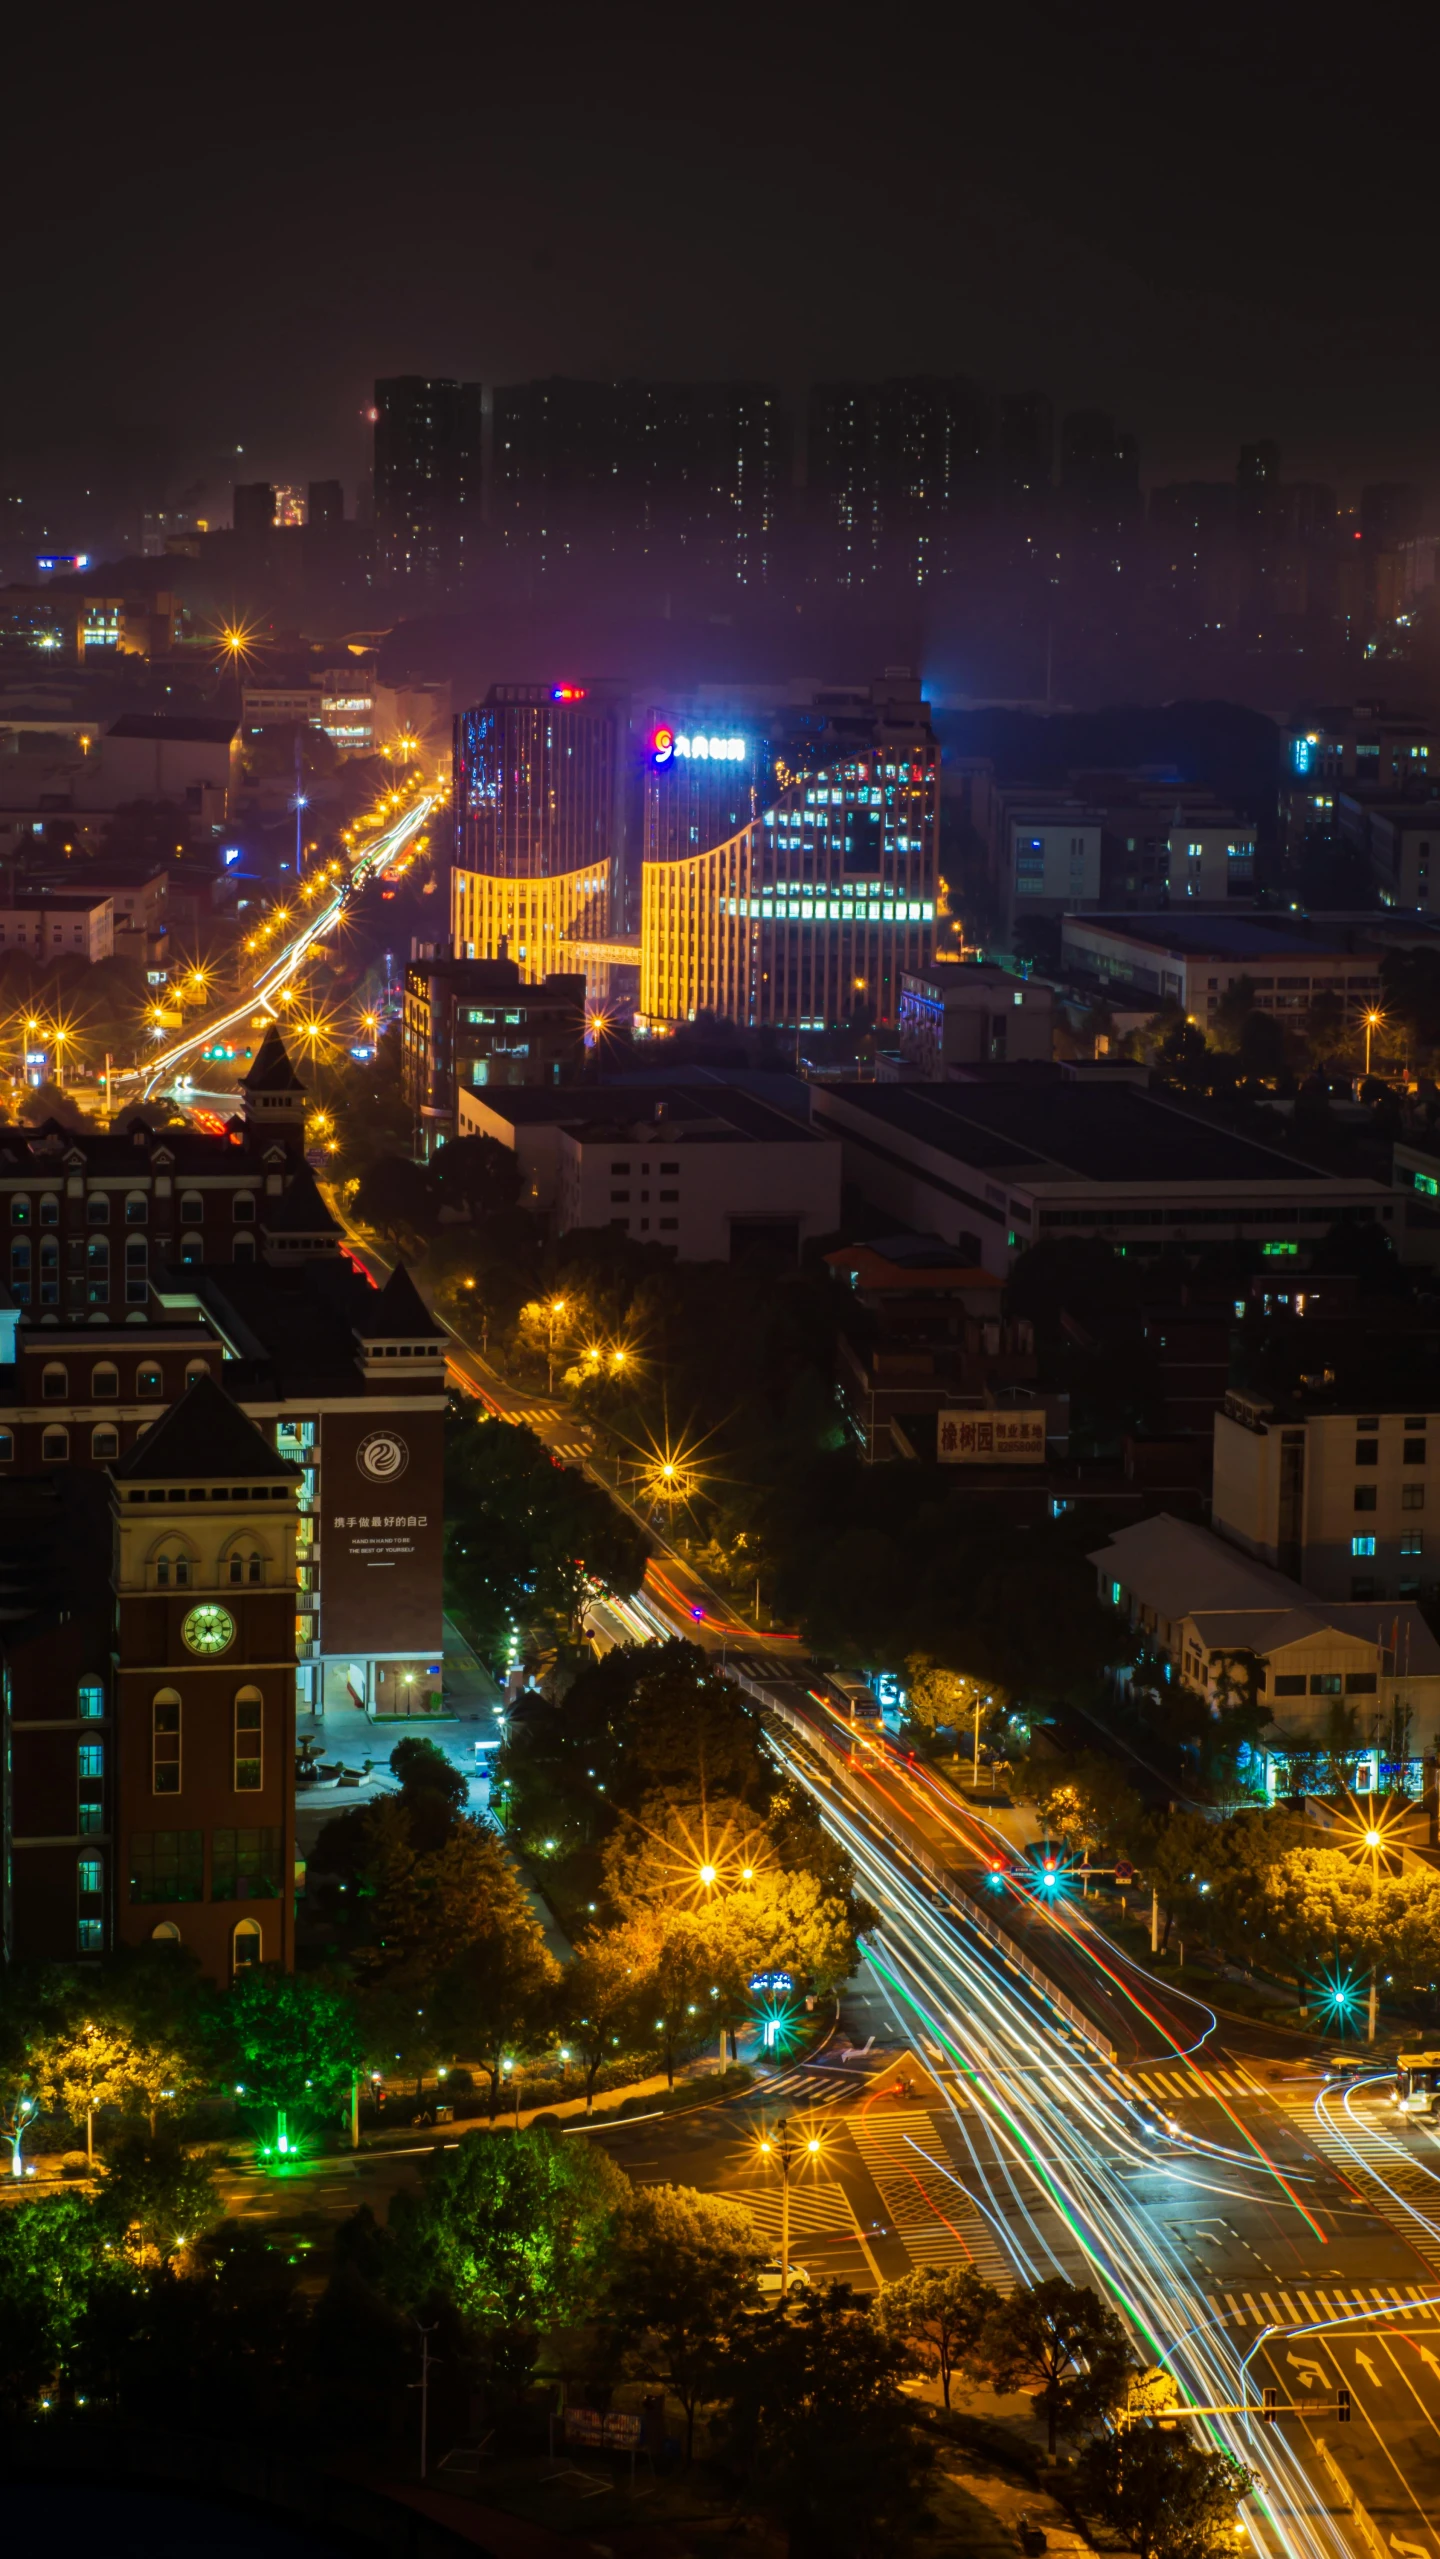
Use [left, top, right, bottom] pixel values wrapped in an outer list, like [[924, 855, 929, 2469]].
[[555, 1097, 839, 1260], [1091, 1510, 1440, 1781]]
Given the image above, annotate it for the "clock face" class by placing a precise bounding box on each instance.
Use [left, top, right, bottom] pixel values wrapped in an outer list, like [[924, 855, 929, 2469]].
[[181, 1603, 236, 1657]]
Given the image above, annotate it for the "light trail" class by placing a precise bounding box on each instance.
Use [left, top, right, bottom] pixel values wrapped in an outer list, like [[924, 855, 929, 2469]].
[[783, 1745, 1354, 2559], [129, 788, 437, 1100]]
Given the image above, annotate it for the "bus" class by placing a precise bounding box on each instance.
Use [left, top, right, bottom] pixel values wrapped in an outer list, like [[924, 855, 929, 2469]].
[[824, 1673, 881, 1727], [1395, 2051, 1440, 2117]]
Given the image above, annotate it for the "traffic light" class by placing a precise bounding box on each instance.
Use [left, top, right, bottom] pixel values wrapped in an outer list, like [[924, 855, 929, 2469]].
[[1337, 2385, 1351, 2424]]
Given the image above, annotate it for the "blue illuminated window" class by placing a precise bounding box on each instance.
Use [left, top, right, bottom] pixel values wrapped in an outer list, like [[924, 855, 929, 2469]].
[[1351, 1536, 1376, 1558]]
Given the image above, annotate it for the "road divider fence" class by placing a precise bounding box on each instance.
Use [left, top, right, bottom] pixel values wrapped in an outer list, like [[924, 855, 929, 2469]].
[[737, 1672, 1118, 2068]]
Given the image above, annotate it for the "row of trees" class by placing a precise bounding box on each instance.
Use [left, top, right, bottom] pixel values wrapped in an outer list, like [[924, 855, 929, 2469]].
[[0, 2122, 1252, 2559], [443, 1404, 647, 1659], [1019, 1751, 1440, 1997]]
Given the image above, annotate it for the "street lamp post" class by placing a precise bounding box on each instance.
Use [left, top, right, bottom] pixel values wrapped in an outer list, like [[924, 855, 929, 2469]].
[[757, 2116, 822, 2295], [1365, 1009, 1384, 1078]]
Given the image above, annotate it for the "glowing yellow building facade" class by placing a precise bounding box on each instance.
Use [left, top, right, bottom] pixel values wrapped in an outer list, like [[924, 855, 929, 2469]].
[[451, 682, 617, 983], [640, 734, 938, 1032], [451, 862, 607, 979]]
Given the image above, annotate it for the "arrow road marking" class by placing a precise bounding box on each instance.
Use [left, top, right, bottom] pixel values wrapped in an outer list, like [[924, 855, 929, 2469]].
[[1416, 2344, 1440, 2380], [1355, 2349, 1382, 2386], [1389, 2538, 1430, 2558], [1287, 2352, 1331, 2391]]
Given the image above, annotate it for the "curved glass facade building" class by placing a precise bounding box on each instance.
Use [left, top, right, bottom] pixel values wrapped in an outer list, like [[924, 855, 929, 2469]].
[[639, 678, 938, 1032]]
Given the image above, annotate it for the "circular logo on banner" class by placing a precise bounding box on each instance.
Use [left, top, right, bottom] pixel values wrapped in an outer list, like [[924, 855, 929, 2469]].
[[357, 1428, 409, 1484]]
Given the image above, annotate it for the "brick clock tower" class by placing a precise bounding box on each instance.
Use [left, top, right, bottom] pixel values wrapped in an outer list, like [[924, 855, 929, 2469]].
[[111, 1374, 300, 1982]]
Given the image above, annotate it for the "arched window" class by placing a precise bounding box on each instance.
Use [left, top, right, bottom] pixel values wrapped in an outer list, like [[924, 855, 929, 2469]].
[[233, 1192, 256, 1222], [86, 1237, 109, 1304], [38, 1236, 58, 1304], [152, 1689, 181, 1793], [85, 1191, 110, 1225], [38, 1193, 59, 1226], [10, 1238, 31, 1302], [125, 1237, 147, 1303], [180, 1233, 204, 1265], [11, 1194, 30, 1226], [151, 1920, 182, 1943], [41, 1425, 69, 1462], [91, 1361, 119, 1398], [232, 1233, 256, 1264], [179, 1191, 204, 1223], [125, 1192, 148, 1224], [91, 1424, 120, 1460], [231, 1917, 262, 1976], [136, 1363, 163, 1397], [234, 1686, 263, 1791], [227, 1543, 265, 1586], [77, 1679, 104, 1719], [41, 1362, 68, 1400], [154, 1544, 191, 1588], [184, 1359, 210, 1388]]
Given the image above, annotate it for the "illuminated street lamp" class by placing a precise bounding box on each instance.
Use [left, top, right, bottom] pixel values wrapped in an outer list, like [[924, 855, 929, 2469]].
[[1364, 1008, 1385, 1077], [755, 2116, 824, 2295]]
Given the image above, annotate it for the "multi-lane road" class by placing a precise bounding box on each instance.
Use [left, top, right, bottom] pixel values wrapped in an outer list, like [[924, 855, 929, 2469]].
[[129, 782, 438, 1103]]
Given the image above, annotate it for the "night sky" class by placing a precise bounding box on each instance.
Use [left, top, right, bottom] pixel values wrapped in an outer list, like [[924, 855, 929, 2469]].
[[9, 3, 1436, 513]]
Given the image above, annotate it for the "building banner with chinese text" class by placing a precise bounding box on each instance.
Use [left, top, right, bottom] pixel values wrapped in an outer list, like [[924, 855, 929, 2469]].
[[937, 1410, 1045, 1464], [320, 1407, 444, 1653]]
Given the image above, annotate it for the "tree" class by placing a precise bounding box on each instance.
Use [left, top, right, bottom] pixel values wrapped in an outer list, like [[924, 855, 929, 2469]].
[[0, 2193, 112, 2414], [433, 1905, 560, 2118], [1137, 1810, 1216, 1955], [904, 1657, 1006, 1741], [1260, 1845, 1382, 1991], [972, 2275, 1133, 2454], [1080, 2423, 1254, 2559], [357, 1802, 543, 1987], [431, 1133, 522, 1223], [872, 2264, 1001, 2410], [445, 1413, 646, 1658], [32, 2022, 138, 2167], [97, 2127, 221, 2268], [385, 2124, 630, 2400], [623, 1909, 731, 2087], [715, 2280, 934, 2558], [353, 1157, 436, 1250], [609, 2183, 765, 2461], [389, 1733, 468, 1837], [218, 1967, 365, 2146], [561, 1928, 651, 2108]]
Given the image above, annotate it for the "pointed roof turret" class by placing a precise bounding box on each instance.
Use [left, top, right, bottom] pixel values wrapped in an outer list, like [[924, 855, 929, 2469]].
[[354, 1262, 446, 1343], [111, 1372, 300, 1483], [260, 1162, 342, 1261], [240, 1023, 305, 1095]]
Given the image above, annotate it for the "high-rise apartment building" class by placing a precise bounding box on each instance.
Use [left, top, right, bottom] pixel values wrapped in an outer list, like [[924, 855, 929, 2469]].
[[1060, 411, 1141, 534], [373, 376, 481, 590], [491, 378, 780, 593], [807, 377, 992, 586], [639, 677, 939, 1034], [451, 683, 622, 981]]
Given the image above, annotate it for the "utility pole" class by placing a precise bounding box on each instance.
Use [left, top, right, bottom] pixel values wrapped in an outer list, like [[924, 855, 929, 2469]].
[[1150, 1886, 1160, 1955], [413, 2320, 438, 2479]]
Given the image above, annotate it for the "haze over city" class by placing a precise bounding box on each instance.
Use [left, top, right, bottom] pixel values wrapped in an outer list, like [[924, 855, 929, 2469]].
[[4, 12, 1440, 2559]]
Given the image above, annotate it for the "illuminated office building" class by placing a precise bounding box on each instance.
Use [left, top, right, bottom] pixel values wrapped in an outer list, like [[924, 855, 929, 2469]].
[[639, 679, 938, 1033], [451, 683, 619, 982]]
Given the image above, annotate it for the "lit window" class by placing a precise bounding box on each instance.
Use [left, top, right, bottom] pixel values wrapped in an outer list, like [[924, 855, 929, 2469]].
[[78, 1681, 104, 1719], [1351, 1536, 1376, 1557]]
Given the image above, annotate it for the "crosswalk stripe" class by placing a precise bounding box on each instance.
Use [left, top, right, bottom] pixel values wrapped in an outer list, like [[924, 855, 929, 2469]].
[[847, 2111, 1011, 2286], [1261, 2293, 1281, 2321], [1242, 2292, 1263, 2321], [1224, 2293, 1243, 2318], [1280, 2293, 1301, 2321]]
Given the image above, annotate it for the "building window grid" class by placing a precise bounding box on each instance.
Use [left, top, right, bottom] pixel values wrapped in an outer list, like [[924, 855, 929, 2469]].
[[152, 1693, 181, 1793]]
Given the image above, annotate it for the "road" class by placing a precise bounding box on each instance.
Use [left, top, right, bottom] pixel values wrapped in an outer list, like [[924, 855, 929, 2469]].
[[246, 1104, 1440, 2548], [128, 781, 438, 1102]]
